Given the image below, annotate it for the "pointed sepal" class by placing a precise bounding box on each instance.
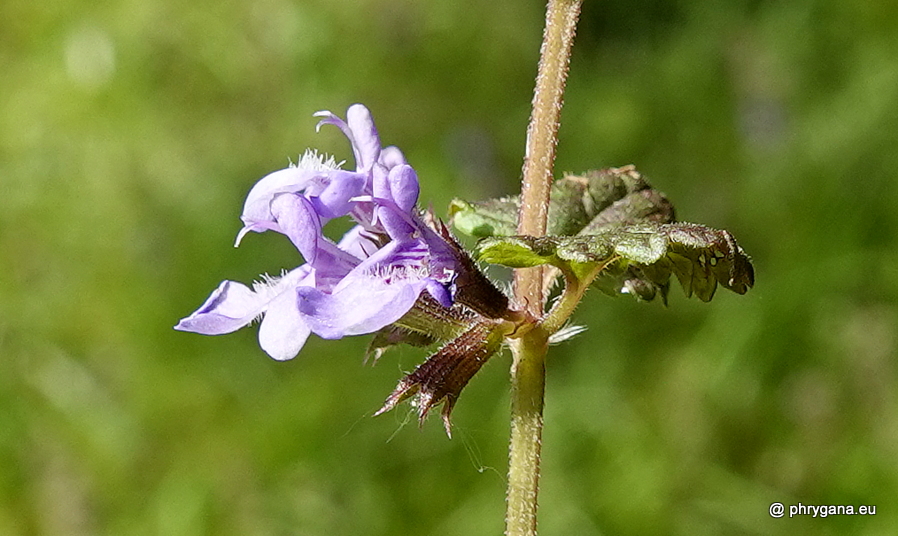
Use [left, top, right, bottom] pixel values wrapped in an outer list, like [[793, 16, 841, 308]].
[[365, 325, 439, 364], [424, 212, 514, 320], [374, 318, 509, 437]]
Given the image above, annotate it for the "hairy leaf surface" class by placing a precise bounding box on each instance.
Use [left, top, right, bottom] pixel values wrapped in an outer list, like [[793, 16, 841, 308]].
[[477, 223, 754, 302]]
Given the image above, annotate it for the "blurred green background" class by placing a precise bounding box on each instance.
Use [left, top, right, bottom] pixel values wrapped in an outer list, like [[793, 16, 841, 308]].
[[2, 0, 897, 534]]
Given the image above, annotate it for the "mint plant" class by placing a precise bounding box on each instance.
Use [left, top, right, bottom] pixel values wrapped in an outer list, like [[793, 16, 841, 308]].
[[175, 1, 754, 534]]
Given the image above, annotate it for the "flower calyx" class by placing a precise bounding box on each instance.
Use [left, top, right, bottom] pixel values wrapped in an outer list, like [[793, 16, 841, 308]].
[[374, 316, 512, 437]]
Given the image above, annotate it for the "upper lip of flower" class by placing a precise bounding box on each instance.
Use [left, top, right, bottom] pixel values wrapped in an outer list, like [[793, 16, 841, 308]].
[[237, 104, 416, 249], [314, 103, 385, 172]]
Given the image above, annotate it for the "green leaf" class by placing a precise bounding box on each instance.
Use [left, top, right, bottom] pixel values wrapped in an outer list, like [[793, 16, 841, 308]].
[[660, 223, 755, 299], [448, 197, 518, 238], [450, 165, 673, 238], [582, 165, 650, 214], [580, 189, 676, 234], [597, 222, 755, 302], [476, 236, 559, 268], [476, 222, 754, 303], [605, 223, 669, 264], [456, 164, 753, 304], [546, 176, 592, 236]]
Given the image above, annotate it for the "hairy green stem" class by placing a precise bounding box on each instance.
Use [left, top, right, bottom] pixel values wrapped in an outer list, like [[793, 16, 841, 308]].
[[515, 0, 582, 306], [505, 329, 549, 536], [541, 260, 610, 336], [507, 1, 582, 535]]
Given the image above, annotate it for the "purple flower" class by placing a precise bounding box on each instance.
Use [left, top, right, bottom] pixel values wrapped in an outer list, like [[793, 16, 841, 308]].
[[175, 104, 461, 361], [235, 105, 409, 258]]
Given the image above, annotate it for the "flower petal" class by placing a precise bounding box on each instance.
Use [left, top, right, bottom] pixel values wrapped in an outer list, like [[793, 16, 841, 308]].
[[258, 285, 311, 361], [376, 204, 416, 240], [388, 164, 420, 213], [345, 104, 381, 171], [270, 194, 321, 263], [379, 146, 407, 169], [174, 280, 263, 335], [295, 238, 442, 338], [237, 167, 319, 244], [424, 279, 454, 308], [372, 163, 419, 212], [418, 224, 461, 283], [309, 239, 362, 290], [308, 171, 366, 219], [315, 104, 382, 173], [337, 225, 382, 260], [297, 277, 425, 339], [338, 238, 428, 289]]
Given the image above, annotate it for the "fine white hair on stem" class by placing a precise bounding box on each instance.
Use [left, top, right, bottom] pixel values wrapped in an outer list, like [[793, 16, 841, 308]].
[[548, 324, 587, 345]]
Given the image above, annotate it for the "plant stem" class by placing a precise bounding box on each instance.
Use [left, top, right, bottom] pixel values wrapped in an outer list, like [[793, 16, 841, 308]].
[[514, 0, 583, 311], [541, 260, 612, 336], [507, 1, 582, 535], [505, 329, 549, 536]]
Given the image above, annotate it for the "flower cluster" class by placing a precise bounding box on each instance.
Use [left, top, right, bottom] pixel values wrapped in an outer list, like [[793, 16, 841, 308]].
[[175, 104, 462, 361]]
